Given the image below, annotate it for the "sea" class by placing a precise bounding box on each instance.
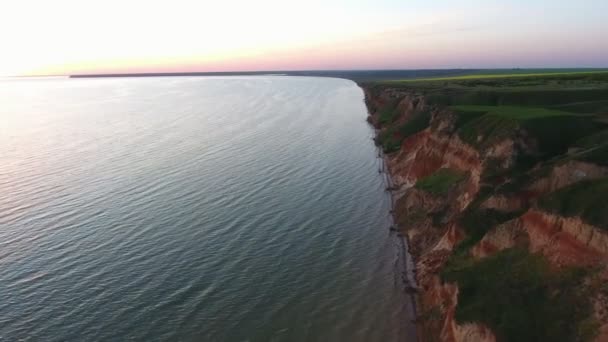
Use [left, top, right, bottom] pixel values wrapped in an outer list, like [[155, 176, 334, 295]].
[[0, 76, 415, 341]]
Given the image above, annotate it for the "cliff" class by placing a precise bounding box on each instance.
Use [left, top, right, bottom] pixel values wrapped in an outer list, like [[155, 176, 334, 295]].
[[362, 75, 608, 341]]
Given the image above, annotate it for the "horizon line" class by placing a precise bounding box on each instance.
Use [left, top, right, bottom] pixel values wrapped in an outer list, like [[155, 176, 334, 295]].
[[6, 66, 606, 79]]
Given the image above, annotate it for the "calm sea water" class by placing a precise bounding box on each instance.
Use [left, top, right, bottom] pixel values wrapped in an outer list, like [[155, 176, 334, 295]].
[[0, 76, 415, 341]]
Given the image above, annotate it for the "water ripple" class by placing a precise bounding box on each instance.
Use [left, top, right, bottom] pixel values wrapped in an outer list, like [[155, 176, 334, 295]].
[[0, 76, 414, 342]]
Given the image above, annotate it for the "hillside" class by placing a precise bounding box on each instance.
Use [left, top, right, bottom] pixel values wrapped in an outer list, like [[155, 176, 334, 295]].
[[362, 71, 608, 342]]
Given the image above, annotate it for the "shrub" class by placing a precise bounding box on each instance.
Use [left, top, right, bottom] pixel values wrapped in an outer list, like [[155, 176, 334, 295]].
[[376, 127, 401, 153], [399, 110, 430, 138], [415, 168, 468, 195]]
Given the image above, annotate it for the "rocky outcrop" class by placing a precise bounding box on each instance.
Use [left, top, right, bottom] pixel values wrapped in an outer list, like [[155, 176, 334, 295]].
[[364, 89, 426, 129], [527, 161, 608, 196], [470, 219, 528, 258], [480, 194, 527, 212], [523, 210, 608, 267], [472, 209, 608, 267], [388, 123, 482, 191]]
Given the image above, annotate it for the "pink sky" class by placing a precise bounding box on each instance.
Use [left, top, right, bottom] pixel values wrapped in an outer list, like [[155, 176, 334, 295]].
[[1, 0, 606, 76]]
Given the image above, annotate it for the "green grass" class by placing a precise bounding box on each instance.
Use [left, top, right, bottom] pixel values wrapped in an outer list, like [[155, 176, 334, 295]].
[[379, 106, 398, 125], [453, 106, 606, 155], [376, 126, 401, 153], [452, 108, 488, 130], [415, 168, 468, 195], [442, 248, 594, 342], [368, 71, 608, 109], [398, 109, 431, 137], [385, 70, 608, 83], [573, 130, 608, 149], [456, 208, 524, 253], [371, 73, 608, 157], [427, 89, 608, 107], [574, 144, 608, 166], [457, 114, 519, 148], [523, 116, 605, 157], [570, 129, 608, 165], [375, 109, 431, 153], [538, 178, 608, 229], [550, 100, 608, 114], [450, 105, 572, 120]]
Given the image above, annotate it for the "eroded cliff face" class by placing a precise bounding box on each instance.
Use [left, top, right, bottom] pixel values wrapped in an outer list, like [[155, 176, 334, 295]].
[[390, 129, 482, 191], [363, 86, 608, 342], [366, 91, 496, 342], [527, 161, 608, 196], [470, 209, 608, 341], [474, 210, 608, 266]]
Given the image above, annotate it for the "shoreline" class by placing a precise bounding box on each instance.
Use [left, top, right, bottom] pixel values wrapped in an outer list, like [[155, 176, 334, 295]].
[[359, 72, 608, 341], [370, 114, 419, 341]]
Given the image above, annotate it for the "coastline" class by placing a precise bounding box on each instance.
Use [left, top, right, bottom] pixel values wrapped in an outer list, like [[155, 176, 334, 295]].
[[375, 135, 419, 294], [370, 107, 420, 342], [358, 72, 608, 342]]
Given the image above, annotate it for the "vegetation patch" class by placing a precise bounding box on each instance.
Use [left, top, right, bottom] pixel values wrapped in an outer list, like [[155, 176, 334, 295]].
[[574, 144, 608, 166], [452, 105, 580, 152], [442, 248, 594, 342], [453, 105, 606, 155], [538, 177, 608, 230], [399, 110, 431, 138], [375, 109, 431, 153], [379, 71, 608, 108], [573, 130, 608, 149], [550, 100, 608, 114], [391, 70, 608, 83], [450, 105, 571, 120], [415, 168, 468, 195], [457, 114, 519, 148], [377, 100, 400, 125], [452, 107, 488, 130], [376, 126, 401, 153], [522, 115, 605, 157], [456, 207, 524, 253]]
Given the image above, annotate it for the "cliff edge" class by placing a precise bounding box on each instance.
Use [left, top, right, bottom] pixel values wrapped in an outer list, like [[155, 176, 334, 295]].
[[362, 72, 608, 342]]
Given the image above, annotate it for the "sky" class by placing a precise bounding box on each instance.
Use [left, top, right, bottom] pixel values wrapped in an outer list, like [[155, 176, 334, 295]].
[[1, 0, 607, 76]]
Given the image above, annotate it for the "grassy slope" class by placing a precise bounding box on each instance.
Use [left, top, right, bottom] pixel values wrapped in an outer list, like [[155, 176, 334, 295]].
[[376, 108, 431, 153], [539, 178, 608, 230], [449, 105, 572, 119], [442, 249, 594, 342], [375, 71, 608, 158], [415, 168, 467, 195]]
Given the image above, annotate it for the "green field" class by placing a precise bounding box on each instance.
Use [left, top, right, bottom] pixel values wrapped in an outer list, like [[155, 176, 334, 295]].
[[367, 71, 608, 156], [366, 71, 608, 108], [449, 105, 573, 120], [386, 70, 608, 83]]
